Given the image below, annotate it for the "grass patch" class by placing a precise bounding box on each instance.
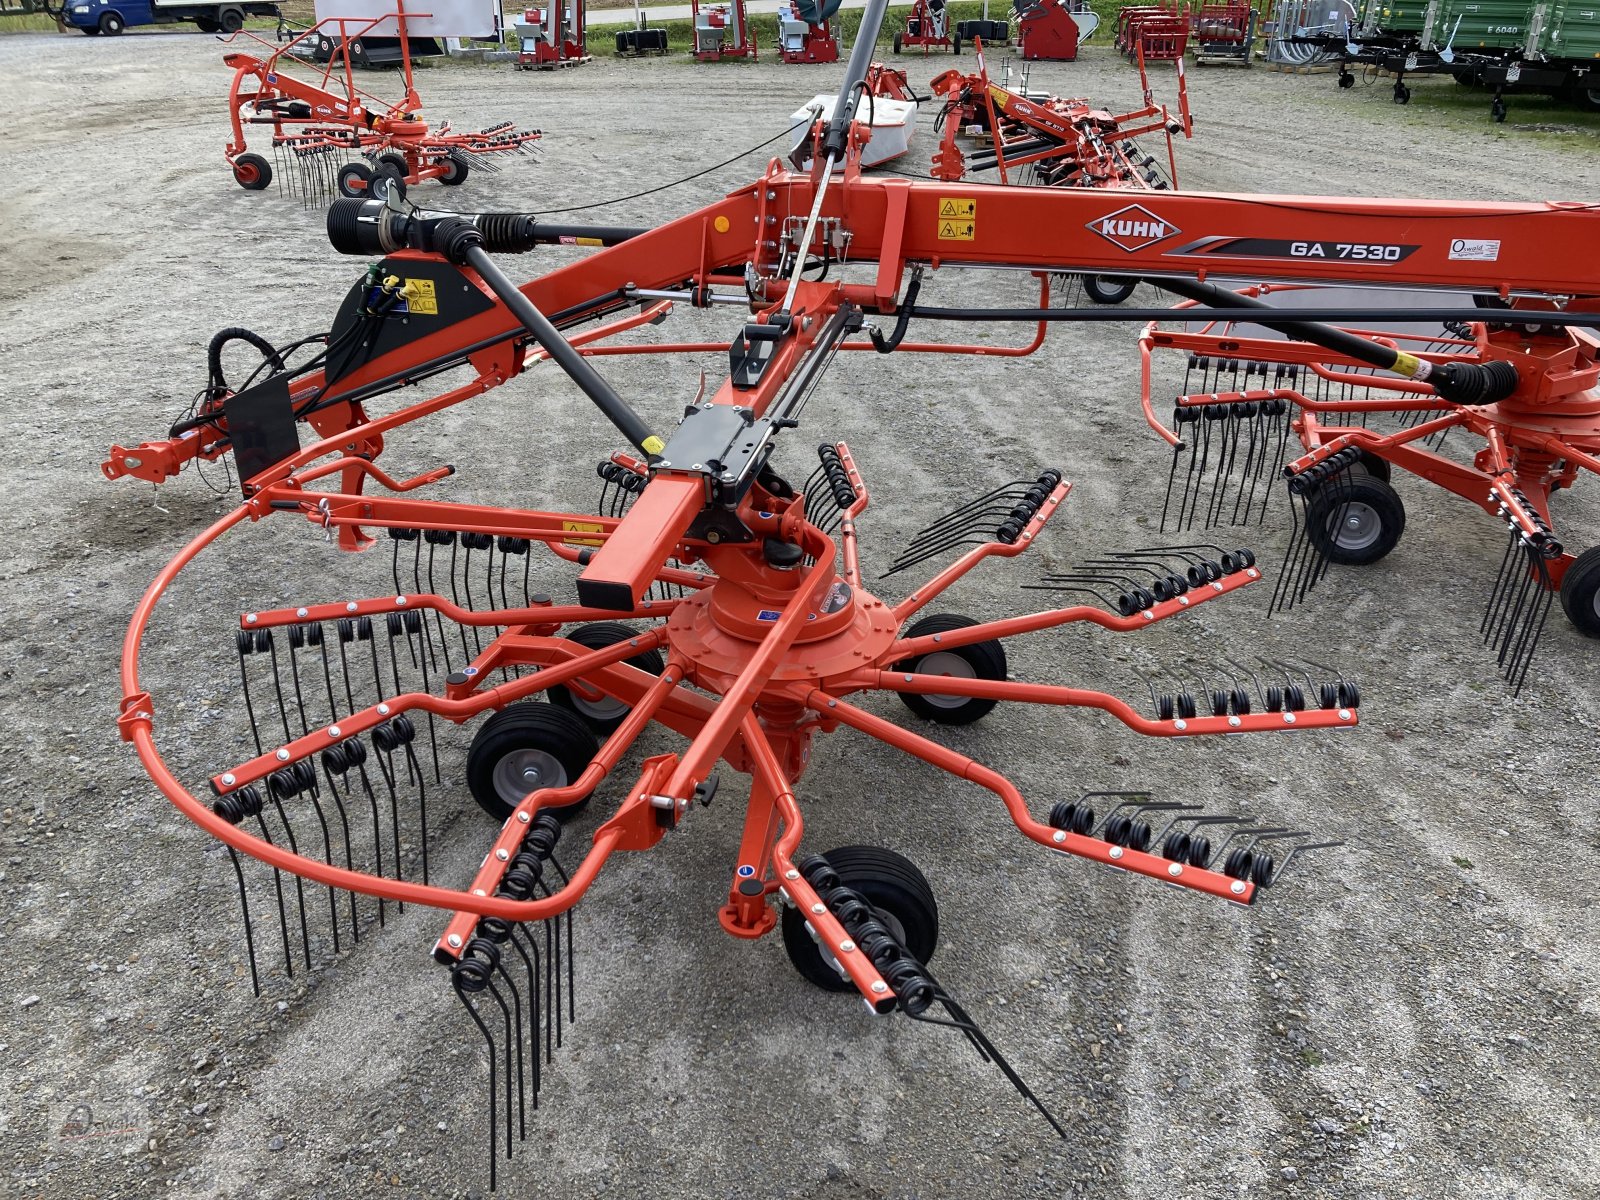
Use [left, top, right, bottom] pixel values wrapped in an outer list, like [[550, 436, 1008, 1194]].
[[1451, 855, 1475, 870], [1353, 71, 1600, 145], [0, 11, 60, 31]]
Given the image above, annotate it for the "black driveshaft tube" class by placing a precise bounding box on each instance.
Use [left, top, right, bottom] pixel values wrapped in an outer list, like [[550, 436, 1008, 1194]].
[[457, 238, 664, 456], [326, 198, 646, 257], [823, 0, 892, 160], [1149, 277, 1518, 406]]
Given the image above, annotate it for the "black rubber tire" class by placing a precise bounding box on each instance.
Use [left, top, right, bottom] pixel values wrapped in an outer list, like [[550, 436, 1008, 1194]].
[[371, 163, 407, 202], [1304, 474, 1406, 566], [893, 613, 1006, 725], [82, 26, 100, 34], [98, 11, 124, 33], [466, 702, 599, 822], [196, 15, 220, 31], [1559, 545, 1600, 638], [781, 845, 939, 993], [892, 31, 901, 53], [439, 154, 469, 185], [375, 150, 410, 178], [218, 6, 243, 33], [1567, 86, 1600, 113], [952, 33, 961, 53], [1082, 274, 1138, 304], [232, 152, 272, 191], [336, 160, 373, 198], [547, 622, 665, 734], [1346, 449, 1392, 482]]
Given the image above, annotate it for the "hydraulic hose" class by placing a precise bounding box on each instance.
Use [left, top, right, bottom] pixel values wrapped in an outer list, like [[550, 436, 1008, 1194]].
[[1148, 277, 1519, 405]]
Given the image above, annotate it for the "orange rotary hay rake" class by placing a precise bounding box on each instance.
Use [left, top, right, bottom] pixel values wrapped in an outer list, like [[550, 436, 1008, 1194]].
[[1139, 281, 1600, 692], [107, 3, 1600, 1183], [220, 14, 541, 202]]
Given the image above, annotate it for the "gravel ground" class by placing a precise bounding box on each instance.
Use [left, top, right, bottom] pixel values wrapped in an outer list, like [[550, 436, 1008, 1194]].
[[3, 28, 1600, 1200]]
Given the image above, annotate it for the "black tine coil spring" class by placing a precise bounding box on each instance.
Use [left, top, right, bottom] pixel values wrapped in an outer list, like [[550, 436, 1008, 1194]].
[[1210, 690, 1230, 717], [213, 783, 265, 825], [253, 629, 273, 653], [1176, 693, 1198, 719], [797, 854, 840, 893], [388, 527, 420, 541], [268, 768, 301, 799], [1223, 847, 1256, 880], [237, 629, 255, 655], [1103, 814, 1153, 852], [1048, 800, 1096, 836], [423, 528, 457, 546], [497, 536, 531, 555], [882, 958, 936, 1016], [451, 939, 500, 993], [476, 915, 515, 943], [288, 623, 306, 650], [1319, 682, 1341, 710]]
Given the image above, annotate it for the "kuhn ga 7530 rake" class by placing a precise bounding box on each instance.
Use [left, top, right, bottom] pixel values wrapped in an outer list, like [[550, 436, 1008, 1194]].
[[1140, 279, 1600, 691], [108, 6, 1600, 1181], [220, 13, 540, 201]]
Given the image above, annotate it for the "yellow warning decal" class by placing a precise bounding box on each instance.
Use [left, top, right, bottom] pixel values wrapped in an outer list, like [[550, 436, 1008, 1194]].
[[561, 519, 605, 547], [1391, 351, 1428, 380], [402, 278, 438, 316], [642, 435, 666, 455], [936, 197, 977, 241]]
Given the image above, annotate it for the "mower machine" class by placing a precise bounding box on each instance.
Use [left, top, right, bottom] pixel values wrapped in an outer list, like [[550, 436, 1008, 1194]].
[[692, 0, 757, 59]]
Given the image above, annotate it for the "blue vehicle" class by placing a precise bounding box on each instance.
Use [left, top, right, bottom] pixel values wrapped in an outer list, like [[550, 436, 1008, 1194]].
[[60, 0, 279, 36]]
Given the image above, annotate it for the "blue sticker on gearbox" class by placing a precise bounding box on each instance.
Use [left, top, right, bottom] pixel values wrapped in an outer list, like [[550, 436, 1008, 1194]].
[[756, 609, 781, 621]]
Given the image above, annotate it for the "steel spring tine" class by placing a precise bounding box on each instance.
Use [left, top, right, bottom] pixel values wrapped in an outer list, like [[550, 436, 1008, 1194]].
[[1268, 839, 1345, 884], [1143, 802, 1205, 848], [225, 847, 262, 995], [508, 924, 543, 1103], [451, 977, 499, 1191], [900, 500, 1032, 551], [1018, 582, 1121, 609], [905, 482, 1036, 540], [882, 535, 993, 578], [490, 957, 530, 1143]]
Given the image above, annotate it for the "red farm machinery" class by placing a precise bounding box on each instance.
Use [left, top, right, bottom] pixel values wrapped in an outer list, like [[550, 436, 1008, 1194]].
[[222, 11, 540, 200], [515, 0, 590, 68], [776, 0, 840, 62], [106, 1, 1600, 1186], [693, 0, 757, 59], [893, 0, 959, 54]]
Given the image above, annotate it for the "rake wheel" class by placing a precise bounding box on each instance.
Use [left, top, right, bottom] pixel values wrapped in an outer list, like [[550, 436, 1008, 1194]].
[[781, 846, 939, 992], [893, 614, 1007, 725], [232, 152, 272, 192], [1305, 475, 1406, 566], [466, 702, 600, 822], [1082, 275, 1138, 305], [1559, 546, 1600, 637], [336, 160, 373, 199], [548, 622, 665, 733]]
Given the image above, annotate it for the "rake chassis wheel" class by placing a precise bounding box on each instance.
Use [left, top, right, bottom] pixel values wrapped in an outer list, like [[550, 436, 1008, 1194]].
[[466, 702, 600, 822], [1304, 475, 1407, 566], [781, 846, 939, 992]]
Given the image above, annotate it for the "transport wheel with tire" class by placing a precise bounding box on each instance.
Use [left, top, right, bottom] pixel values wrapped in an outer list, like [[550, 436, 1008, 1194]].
[[547, 622, 665, 734], [232, 152, 272, 190], [219, 6, 243, 33], [1559, 545, 1600, 638], [893, 613, 1007, 725], [781, 845, 939, 992], [466, 702, 600, 822], [336, 160, 373, 198], [1304, 475, 1406, 566], [98, 11, 124, 33]]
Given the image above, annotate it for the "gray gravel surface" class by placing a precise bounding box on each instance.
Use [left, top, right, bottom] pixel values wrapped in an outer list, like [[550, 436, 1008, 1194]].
[[2, 30, 1599, 1200]]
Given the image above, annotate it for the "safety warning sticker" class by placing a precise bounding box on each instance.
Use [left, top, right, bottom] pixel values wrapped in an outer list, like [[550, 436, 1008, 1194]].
[[561, 519, 604, 547], [937, 197, 977, 241]]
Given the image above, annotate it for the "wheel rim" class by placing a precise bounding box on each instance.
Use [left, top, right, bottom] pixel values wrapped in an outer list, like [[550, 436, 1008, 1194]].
[[1590, 584, 1600, 622], [915, 651, 977, 709], [1326, 501, 1382, 552], [492, 748, 567, 806], [567, 688, 629, 722]]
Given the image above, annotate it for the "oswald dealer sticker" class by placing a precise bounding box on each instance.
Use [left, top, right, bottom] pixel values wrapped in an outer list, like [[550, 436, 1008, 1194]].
[[1449, 238, 1501, 262]]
